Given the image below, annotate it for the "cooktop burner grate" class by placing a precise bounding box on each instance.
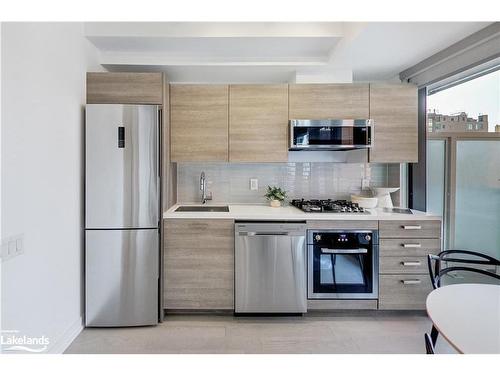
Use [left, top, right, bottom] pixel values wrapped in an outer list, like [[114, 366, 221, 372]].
[[290, 199, 369, 214]]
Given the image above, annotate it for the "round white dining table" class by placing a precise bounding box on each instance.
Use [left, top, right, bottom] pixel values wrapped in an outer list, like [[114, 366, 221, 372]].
[[426, 283, 500, 353]]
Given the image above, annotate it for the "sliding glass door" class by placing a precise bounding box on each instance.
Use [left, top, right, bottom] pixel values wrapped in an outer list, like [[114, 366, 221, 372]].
[[427, 137, 500, 259], [454, 140, 500, 258]]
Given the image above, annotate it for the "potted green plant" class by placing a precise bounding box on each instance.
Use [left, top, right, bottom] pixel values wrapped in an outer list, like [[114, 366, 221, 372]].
[[264, 186, 287, 208]]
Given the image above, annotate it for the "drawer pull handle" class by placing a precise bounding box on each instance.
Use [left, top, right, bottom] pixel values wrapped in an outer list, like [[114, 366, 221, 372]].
[[402, 225, 422, 230], [403, 243, 422, 248], [401, 261, 421, 267], [402, 279, 422, 285]]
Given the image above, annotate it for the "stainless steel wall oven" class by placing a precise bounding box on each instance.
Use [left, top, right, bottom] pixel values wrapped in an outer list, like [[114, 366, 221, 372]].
[[307, 229, 379, 299]]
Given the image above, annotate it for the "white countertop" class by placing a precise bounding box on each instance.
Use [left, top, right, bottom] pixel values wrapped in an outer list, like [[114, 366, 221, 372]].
[[163, 203, 441, 221]]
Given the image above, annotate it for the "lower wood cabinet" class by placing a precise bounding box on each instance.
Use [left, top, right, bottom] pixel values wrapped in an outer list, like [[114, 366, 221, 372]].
[[378, 219, 441, 310], [378, 274, 433, 310], [379, 256, 430, 274], [163, 219, 234, 310], [379, 220, 441, 239]]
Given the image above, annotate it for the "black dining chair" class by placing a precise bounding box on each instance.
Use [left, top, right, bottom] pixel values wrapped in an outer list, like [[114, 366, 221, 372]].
[[424, 333, 435, 354], [426, 250, 500, 349]]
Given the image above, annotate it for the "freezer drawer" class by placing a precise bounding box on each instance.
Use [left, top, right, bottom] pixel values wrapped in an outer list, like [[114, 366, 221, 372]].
[[235, 223, 307, 313], [85, 229, 159, 326], [85, 104, 159, 229]]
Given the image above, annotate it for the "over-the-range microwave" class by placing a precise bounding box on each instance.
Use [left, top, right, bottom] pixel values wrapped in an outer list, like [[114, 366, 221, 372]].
[[289, 119, 373, 151]]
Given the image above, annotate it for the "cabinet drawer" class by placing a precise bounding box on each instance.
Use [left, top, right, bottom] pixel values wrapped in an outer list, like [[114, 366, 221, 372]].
[[379, 274, 433, 310], [379, 220, 441, 238], [380, 238, 441, 257], [380, 256, 428, 274]]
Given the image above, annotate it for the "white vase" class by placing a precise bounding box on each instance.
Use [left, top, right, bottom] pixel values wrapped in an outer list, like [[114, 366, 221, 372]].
[[371, 187, 400, 208], [270, 199, 281, 208]]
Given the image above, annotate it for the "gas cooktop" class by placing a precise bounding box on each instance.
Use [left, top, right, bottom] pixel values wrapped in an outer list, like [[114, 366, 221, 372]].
[[290, 199, 369, 214]]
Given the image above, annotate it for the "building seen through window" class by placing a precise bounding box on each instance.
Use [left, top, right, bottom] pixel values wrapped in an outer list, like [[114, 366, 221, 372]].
[[427, 69, 500, 133]]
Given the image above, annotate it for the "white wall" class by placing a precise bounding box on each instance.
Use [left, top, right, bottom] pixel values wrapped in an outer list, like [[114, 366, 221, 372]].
[[1, 22, 103, 353]]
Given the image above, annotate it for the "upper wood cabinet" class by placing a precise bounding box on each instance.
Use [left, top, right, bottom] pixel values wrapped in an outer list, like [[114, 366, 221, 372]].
[[369, 84, 418, 163], [289, 84, 369, 119], [170, 84, 229, 162], [86, 72, 163, 104], [229, 85, 288, 162]]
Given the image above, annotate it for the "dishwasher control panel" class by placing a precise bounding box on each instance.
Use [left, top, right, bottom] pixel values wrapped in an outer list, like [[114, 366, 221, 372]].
[[235, 222, 306, 236]]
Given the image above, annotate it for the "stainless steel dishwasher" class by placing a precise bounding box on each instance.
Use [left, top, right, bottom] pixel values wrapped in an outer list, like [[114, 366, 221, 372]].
[[235, 222, 307, 314]]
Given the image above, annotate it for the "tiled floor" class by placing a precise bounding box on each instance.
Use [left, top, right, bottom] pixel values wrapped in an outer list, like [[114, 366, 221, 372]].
[[65, 311, 456, 354]]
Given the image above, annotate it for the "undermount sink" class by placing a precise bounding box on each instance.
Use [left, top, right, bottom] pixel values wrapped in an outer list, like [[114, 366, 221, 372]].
[[175, 205, 229, 212]]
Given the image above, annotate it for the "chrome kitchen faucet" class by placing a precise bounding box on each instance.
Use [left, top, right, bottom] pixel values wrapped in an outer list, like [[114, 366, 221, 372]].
[[200, 171, 213, 204]]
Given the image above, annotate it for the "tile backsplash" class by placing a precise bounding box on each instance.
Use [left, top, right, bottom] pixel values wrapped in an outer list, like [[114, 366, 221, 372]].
[[177, 163, 397, 204]]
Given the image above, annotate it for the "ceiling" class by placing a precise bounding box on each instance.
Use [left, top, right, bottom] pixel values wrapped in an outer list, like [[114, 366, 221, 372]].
[[85, 22, 492, 83]]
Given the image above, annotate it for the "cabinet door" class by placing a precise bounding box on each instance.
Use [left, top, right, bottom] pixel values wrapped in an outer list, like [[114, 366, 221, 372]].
[[170, 85, 229, 162], [289, 84, 369, 119], [369, 84, 418, 163], [229, 85, 288, 162], [379, 274, 433, 310], [86, 72, 163, 104], [164, 219, 234, 310]]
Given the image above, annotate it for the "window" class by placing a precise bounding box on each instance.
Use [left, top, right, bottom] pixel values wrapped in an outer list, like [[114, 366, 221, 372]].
[[427, 69, 500, 133], [425, 67, 500, 259]]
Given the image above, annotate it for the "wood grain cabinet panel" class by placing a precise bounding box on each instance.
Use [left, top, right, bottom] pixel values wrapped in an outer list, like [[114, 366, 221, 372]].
[[369, 84, 418, 163], [163, 219, 234, 310], [229, 85, 288, 162], [86, 72, 163, 104], [289, 84, 369, 119], [379, 238, 441, 257], [379, 220, 441, 239], [379, 218, 441, 310], [379, 274, 433, 310], [379, 256, 430, 274], [170, 85, 229, 162]]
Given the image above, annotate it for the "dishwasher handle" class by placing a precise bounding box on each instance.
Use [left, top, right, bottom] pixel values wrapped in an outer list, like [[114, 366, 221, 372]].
[[238, 231, 293, 236]]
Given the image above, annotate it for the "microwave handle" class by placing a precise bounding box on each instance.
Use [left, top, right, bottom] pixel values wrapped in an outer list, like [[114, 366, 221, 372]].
[[321, 248, 368, 254]]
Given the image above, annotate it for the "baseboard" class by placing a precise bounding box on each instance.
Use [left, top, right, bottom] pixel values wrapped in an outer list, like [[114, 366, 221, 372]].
[[47, 316, 84, 354]]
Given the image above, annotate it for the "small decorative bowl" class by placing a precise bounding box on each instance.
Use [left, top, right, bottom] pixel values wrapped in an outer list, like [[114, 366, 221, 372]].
[[351, 195, 378, 209]]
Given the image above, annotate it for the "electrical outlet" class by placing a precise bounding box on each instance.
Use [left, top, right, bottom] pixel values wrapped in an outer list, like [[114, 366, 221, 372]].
[[250, 178, 258, 191]]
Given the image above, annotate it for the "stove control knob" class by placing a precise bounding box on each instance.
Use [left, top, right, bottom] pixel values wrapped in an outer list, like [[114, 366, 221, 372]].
[[315, 234, 322, 241], [365, 234, 371, 241]]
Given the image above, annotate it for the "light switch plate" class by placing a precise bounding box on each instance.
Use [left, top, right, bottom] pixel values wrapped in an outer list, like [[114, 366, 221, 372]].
[[250, 178, 258, 191], [1, 234, 24, 261]]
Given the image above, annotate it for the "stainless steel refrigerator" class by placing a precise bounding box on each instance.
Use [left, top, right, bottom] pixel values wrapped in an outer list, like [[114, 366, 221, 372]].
[[85, 104, 160, 327]]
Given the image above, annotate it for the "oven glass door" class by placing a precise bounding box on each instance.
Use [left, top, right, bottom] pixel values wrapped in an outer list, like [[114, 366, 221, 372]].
[[308, 232, 378, 299], [292, 126, 371, 149]]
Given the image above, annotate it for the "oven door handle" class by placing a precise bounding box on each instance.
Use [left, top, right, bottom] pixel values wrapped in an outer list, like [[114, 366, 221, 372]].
[[320, 248, 368, 254]]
